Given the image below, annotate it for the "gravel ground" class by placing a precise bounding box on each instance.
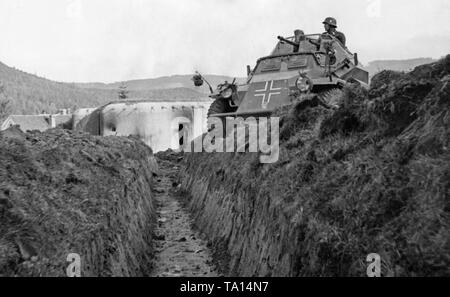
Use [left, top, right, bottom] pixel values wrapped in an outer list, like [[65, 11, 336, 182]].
[[150, 157, 218, 277]]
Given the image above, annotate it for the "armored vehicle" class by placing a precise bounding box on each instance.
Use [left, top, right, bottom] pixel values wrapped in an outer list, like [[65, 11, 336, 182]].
[[193, 31, 369, 123]]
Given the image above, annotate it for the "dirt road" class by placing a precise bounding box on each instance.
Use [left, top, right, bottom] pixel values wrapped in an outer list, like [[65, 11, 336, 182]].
[[150, 158, 218, 277]]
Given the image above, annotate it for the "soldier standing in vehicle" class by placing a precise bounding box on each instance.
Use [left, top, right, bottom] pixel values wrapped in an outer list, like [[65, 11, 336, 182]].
[[293, 29, 305, 52], [322, 17, 346, 47]]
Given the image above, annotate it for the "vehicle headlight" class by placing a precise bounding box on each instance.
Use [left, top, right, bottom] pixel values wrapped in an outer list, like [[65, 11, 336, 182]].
[[221, 88, 233, 99], [295, 76, 312, 92]]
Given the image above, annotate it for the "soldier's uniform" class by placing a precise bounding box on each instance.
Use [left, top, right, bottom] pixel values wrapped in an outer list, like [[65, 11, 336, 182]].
[[328, 30, 346, 47], [322, 17, 346, 47]]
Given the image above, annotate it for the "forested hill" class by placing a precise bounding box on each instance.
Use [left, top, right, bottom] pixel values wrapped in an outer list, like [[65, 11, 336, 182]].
[[364, 58, 437, 77], [75, 74, 247, 93], [0, 61, 207, 115], [0, 57, 438, 115]]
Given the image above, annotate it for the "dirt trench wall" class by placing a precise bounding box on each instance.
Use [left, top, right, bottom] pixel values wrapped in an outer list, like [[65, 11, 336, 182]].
[[0, 128, 158, 276], [180, 56, 450, 277], [181, 152, 305, 276]]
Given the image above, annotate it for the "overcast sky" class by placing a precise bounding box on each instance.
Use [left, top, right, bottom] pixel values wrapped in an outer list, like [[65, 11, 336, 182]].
[[0, 0, 449, 83]]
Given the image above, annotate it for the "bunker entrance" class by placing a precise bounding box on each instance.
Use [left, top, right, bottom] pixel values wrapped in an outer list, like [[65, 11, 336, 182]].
[[178, 123, 190, 147]]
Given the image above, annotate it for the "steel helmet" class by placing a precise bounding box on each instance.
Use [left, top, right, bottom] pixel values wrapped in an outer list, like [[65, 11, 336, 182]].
[[323, 17, 337, 28]]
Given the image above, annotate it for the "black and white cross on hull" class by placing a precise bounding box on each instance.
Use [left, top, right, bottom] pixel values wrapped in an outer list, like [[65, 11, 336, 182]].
[[207, 79, 291, 119], [253, 80, 283, 109]]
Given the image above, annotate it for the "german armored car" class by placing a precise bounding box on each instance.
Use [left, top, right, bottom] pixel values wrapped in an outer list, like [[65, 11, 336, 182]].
[[193, 31, 369, 121]]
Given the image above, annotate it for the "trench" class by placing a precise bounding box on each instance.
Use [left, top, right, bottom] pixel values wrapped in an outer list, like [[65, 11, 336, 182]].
[[150, 157, 218, 277]]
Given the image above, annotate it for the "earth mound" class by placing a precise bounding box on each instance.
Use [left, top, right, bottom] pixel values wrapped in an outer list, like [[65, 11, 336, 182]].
[[0, 128, 158, 276], [180, 55, 450, 276]]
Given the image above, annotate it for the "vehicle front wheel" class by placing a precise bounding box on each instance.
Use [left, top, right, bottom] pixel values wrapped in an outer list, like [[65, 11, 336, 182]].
[[206, 98, 238, 133], [318, 88, 344, 109]]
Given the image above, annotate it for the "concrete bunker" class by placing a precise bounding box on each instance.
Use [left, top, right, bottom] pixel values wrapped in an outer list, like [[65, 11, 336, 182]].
[[74, 100, 211, 152]]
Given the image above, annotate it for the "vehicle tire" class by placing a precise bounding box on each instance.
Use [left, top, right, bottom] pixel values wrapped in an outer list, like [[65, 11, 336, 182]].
[[207, 98, 238, 133], [318, 88, 344, 109]]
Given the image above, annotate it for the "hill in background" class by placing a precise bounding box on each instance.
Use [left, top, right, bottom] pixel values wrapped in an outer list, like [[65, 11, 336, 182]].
[[75, 58, 440, 92], [0, 57, 439, 115], [364, 58, 437, 77], [75, 74, 247, 94], [0, 62, 207, 115]]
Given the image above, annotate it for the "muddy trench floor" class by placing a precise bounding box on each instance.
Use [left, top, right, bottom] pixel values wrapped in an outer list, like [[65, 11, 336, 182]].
[[150, 159, 219, 277]]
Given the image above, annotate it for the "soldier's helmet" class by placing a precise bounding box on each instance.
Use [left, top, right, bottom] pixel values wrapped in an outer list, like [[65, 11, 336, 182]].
[[294, 29, 305, 37], [322, 17, 337, 28]]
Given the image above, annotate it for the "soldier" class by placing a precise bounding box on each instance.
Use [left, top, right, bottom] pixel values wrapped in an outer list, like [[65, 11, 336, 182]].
[[293, 29, 305, 52], [322, 17, 346, 47]]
